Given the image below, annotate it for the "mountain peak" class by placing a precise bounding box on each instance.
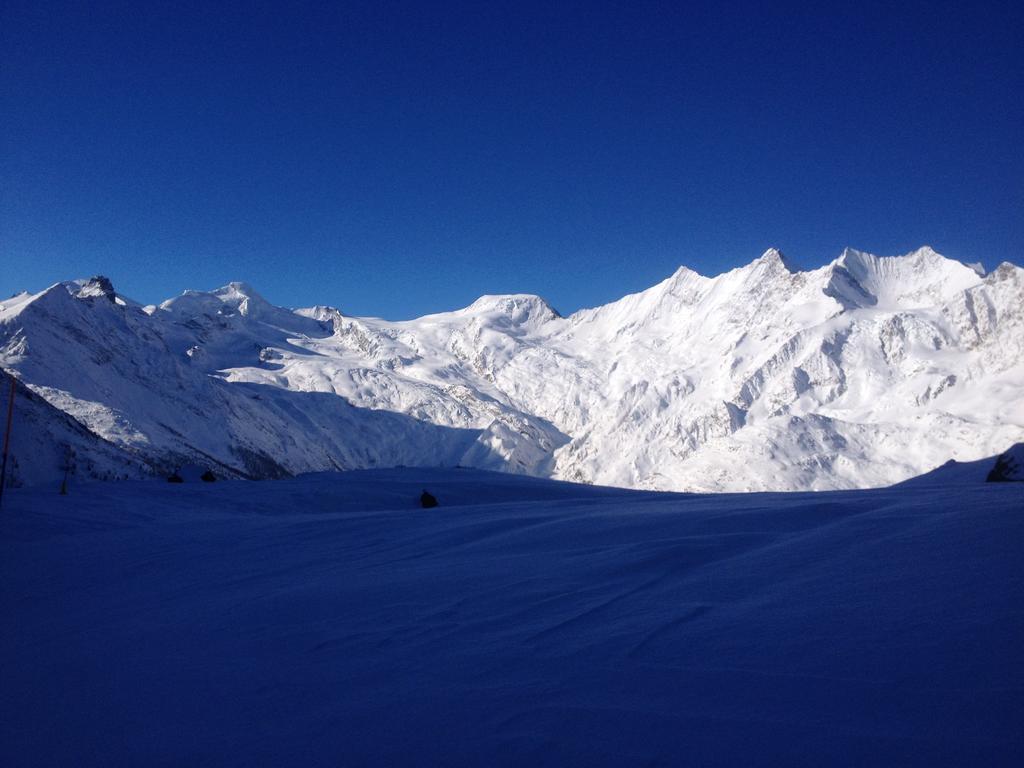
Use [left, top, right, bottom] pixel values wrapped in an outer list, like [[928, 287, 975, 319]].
[[202, 282, 275, 319], [73, 276, 118, 303], [668, 264, 704, 281], [827, 246, 985, 310], [213, 281, 265, 303], [744, 247, 796, 275], [159, 281, 273, 321], [463, 294, 561, 323], [907, 245, 986, 276], [838, 245, 868, 261], [908, 244, 939, 258]]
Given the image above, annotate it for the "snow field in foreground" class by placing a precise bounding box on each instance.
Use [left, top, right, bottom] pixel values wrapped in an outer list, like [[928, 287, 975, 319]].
[[1, 468, 1022, 766]]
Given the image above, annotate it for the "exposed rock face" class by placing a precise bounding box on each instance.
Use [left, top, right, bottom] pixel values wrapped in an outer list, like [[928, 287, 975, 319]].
[[75, 276, 118, 303], [2, 247, 1023, 490]]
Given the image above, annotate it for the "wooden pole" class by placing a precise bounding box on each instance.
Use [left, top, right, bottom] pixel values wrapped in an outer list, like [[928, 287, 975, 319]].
[[0, 373, 15, 509]]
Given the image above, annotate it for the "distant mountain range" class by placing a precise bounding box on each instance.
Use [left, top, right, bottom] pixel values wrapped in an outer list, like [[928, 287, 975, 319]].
[[2, 246, 1022, 491]]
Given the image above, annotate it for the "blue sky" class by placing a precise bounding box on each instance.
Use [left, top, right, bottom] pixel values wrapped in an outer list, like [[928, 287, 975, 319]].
[[2, 0, 1021, 318]]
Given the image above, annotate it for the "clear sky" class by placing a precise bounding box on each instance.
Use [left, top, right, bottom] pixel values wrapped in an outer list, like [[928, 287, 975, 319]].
[[2, 0, 1021, 319]]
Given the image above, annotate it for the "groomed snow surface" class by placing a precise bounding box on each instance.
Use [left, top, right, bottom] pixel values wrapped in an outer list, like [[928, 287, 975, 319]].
[[2, 469, 1021, 766]]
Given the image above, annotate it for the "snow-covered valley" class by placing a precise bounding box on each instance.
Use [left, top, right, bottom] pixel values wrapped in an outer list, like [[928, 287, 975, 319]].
[[2, 246, 1022, 491], [1, 466, 1021, 765]]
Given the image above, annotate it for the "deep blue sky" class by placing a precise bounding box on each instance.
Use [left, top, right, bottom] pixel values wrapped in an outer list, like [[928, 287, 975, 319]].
[[2, 1, 1021, 318]]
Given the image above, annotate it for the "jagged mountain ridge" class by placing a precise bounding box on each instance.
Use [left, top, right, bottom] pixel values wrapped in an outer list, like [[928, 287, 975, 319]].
[[2, 247, 1022, 490]]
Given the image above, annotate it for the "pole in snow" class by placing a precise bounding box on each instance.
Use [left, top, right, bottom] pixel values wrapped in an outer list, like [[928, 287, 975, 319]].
[[0, 372, 15, 510]]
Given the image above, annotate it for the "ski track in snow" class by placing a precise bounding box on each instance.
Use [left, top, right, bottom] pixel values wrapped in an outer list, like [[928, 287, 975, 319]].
[[1, 467, 1022, 766]]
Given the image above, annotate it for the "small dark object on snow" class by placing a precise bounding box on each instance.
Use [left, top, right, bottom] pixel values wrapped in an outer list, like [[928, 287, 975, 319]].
[[167, 471, 184, 483], [420, 490, 439, 509], [201, 470, 217, 483]]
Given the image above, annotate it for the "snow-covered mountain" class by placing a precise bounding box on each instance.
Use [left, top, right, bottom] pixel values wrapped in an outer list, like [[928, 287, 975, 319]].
[[2, 247, 1022, 491]]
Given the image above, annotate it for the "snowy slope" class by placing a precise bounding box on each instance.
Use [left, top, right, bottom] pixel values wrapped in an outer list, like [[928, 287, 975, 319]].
[[1, 469, 1022, 765], [2, 247, 1022, 491], [986, 443, 1024, 482]]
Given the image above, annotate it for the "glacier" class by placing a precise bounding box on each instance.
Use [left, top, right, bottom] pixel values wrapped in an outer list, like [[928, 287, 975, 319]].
[[1, 246, 1022, 491]]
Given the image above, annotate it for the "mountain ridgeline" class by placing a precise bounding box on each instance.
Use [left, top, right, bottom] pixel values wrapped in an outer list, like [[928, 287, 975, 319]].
[[2, 247, 1022, 491]]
